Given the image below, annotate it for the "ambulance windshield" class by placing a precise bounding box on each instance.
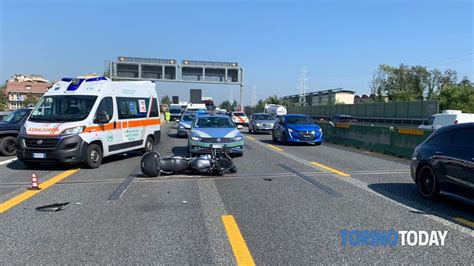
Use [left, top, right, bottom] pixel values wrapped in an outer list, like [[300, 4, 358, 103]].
[[30, 95, 97, 122]]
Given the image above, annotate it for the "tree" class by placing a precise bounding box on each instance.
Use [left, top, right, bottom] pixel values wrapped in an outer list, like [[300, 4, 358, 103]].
[[23, 93, 39, 108], [161, 95, 171, 105], [255, 95, 296, 108], [436, 77, 474, 112], [0, 83, 7, 111], [219, 100, 233, 112], [371, 64, 474, 112]]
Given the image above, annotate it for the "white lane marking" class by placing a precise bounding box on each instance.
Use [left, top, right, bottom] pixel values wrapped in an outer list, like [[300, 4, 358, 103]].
[[249, 137, 474, 237], [0, 158, 16, 165]]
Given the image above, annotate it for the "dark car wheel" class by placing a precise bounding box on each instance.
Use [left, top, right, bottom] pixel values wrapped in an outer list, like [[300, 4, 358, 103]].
[[281, 132, 288, 145], [0, 136, 17, 156], [416, 165, 440, 199], [272, 133, 278, 143], [85, 144, 102, 169]]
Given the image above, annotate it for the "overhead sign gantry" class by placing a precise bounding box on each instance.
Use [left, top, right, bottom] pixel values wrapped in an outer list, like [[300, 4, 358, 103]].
[[108, 57, 245, 109]]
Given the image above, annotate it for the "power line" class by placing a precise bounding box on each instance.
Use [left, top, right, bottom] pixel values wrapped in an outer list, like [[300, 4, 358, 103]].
[[421, 52, 473, 64]]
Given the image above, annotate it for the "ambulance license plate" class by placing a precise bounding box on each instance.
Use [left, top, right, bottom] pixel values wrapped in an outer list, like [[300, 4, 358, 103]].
[[212, 144, 223, 149], [33, 153, 46, 159]]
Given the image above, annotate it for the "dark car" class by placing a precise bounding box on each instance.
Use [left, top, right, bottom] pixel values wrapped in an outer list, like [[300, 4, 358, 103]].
[[410, 123, 474, 200], [329, 115, 358, 124], [272, 114, 323, 145], [0, 109, 32, 156]]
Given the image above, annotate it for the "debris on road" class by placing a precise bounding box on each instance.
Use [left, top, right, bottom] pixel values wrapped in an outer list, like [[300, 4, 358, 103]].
[[35, 202, 70, 212]]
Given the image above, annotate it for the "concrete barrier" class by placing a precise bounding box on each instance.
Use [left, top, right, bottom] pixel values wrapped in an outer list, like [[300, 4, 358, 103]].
[[319, 122, 433, 159]]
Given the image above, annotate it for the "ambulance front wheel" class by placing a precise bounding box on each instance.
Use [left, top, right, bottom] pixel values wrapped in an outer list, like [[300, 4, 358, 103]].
[[85, 143, 103, 169], [142, 136, 154, 154]]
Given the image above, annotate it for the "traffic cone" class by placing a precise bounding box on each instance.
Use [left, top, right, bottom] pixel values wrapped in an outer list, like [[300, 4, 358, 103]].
[[29, 173, 41, 190]]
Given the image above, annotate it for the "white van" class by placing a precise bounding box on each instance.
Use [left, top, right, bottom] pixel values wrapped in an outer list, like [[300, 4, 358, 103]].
[[418, 110, 474, 130], [186, 103, 207, 113], [16, 77, 161, 168]]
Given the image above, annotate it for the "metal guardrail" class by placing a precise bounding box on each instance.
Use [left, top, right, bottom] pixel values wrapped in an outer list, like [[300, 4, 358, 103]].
[[245, 101, 438, 127]]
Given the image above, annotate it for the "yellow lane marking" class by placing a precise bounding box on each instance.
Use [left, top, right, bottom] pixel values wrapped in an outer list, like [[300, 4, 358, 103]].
[[246, 136, 256, 140], [453, 217, 474, 228], [310, 162, 350, 177], [221, 215, 255, 266], [0, 169, 80, 213], [267, 144, 283, 152]]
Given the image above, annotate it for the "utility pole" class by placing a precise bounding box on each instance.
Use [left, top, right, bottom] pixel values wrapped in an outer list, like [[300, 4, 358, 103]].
[[298, 66, 309, 107]]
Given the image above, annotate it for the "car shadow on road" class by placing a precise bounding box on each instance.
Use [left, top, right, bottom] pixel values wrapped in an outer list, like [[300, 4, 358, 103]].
[[6, 160, 73, 171], [167, 132, 186, 139], [368, 182, 474, 221]]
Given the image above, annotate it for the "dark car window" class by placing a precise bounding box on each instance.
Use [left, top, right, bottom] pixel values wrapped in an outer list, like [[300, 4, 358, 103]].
[[94, 97, 113, 123], [426, 131, 455, 146], [254, 114, 274, 120], [286, 116, 314, 124], [195, 117, 233, 128], [452, 129, 474, 149], [3, 109, 29, 123], [423, 116, 435, 126]]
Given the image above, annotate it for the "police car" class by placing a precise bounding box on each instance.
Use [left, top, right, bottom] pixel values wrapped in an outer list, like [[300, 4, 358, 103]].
[[188, 114, 244, 157]]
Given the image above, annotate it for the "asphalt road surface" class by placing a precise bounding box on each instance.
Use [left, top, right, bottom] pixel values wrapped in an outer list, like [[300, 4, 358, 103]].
[[0, 122, 472, 264]]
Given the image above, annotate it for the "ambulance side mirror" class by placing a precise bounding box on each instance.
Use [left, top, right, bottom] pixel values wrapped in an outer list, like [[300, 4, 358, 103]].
[[95, 111, 110, 124]]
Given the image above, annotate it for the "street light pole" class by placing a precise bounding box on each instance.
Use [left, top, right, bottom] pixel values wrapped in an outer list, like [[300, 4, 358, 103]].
[[240, 67, 244, 112]]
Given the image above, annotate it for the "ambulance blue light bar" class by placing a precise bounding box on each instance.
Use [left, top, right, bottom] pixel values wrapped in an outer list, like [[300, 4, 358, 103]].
[[85, 77, 107, 82]]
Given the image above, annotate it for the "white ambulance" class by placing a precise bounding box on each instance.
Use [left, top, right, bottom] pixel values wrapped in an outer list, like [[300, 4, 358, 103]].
[[16, 77, 161, 168]]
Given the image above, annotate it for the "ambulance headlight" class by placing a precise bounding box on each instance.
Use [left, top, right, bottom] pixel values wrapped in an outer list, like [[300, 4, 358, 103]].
[[61, 126, 85, 136]]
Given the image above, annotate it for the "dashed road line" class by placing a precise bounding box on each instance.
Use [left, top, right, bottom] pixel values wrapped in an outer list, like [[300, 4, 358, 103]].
[[267, 144, 283, 152], [0, 169, 80, 213], [246, 134, 474, 236], [222, 215, 255, 266], [310, 161, 350, 177]]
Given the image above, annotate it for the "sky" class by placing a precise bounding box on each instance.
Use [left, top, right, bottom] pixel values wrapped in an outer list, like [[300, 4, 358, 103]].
[[0, 0, 472, 105]]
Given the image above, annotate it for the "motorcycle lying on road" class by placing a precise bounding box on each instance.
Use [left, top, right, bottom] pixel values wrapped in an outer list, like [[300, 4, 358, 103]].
[[141, 146, 237, 177]]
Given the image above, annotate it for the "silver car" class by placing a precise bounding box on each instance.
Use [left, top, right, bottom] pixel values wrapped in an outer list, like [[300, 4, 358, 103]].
[[248, 113, 275, 134]]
